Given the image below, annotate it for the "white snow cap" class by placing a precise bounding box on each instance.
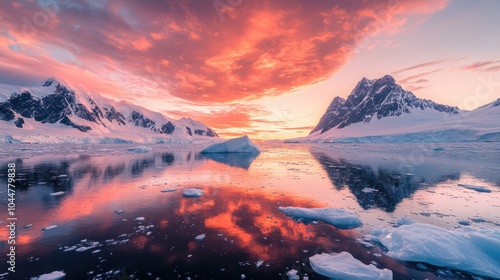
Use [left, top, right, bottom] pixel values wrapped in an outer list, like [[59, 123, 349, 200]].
[[310, 252, 393, 280], [373, 223, 500, 279], [201, 135, 260, 153], [278, 207, 362, 229]]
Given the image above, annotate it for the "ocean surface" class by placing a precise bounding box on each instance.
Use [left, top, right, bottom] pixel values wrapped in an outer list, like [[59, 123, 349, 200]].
[[0, 142, 499, 279]]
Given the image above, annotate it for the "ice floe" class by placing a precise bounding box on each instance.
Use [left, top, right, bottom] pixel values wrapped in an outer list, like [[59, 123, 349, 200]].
[[286, 269, 300, 280], [201, 135, 260, 153], [30, 271, 66, 280], [309, 252, 392, 280], [458, 184, 492, 193], [161, 188, 176, 192], [183, 188, 204, 197], [42, 225, 58, 231], [372, 223, 500, 278], [278, 207, 362, 229], [49, 191, 65, 196], [195, 233, 206, 241]]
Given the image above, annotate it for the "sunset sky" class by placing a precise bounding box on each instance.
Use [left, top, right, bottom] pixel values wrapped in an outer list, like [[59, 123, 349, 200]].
[[0, 0, 499, 139]]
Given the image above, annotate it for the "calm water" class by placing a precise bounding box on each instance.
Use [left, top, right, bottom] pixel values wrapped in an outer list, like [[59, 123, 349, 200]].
[[0, 143, 499, 279]]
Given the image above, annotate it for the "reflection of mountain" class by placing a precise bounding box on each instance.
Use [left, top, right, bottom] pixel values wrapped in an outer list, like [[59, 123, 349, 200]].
[[0, 151, 195, 199], [201, 152, 259, 169], [312, 153, 458, 212]]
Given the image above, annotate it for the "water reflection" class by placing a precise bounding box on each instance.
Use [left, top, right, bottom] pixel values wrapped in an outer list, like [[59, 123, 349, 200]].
[[312, 153, 459, 212], [201, 152, 259, 169], [0, 152, 436, 280]]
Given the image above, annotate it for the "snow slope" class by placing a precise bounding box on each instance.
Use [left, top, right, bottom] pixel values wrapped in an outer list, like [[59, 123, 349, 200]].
[[0, 78, 221, 144]]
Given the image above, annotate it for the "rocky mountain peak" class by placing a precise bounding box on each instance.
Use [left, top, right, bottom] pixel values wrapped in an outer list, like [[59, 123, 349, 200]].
[[310, 75, 459, 135]]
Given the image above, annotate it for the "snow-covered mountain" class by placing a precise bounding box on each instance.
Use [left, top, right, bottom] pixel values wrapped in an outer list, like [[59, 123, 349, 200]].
[[0, 78, 220, 143], [287, 75, 500, 143]]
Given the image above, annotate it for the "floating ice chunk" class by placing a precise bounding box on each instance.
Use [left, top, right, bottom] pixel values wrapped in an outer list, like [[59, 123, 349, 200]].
[[286, 269, 300, 280], [373, 223, 500, 278], [42, 225, 58, 231], [278, 207, 362, 229], [49, 191, 65, 196], [75, 246, 94, 252], [390, 217, 414, 227], [161, 188, 176, 193], [63, 246, 77, 252], [309, 252, 392, 280], [127, 146, 151, 153], [201, 135, 260, 154], [195, 234, 206, 241], [183, 188, 204, 198], [30, 271, 66, 280], [114, 210, 124, 214], [255, 259, 264, 268], [458, 184, 492, 193], [134, 217, 145, 221], [361, 187, 377, 193]]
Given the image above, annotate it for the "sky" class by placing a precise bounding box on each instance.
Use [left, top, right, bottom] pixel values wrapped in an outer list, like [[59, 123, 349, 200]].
[[0, 0, 499, 140]]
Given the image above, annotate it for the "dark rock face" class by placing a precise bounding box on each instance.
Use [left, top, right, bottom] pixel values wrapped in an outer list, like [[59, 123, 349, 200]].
[[103, 106, 126, 125], [15, 117, 24, 128], [160, 122, 175, 134], [0, 103, 15, 121], [186, 126, 192, 136], [310, 75, 460, 134]]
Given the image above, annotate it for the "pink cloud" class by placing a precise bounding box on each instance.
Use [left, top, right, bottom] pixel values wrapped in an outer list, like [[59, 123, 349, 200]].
[[0, 0, 448, 104]]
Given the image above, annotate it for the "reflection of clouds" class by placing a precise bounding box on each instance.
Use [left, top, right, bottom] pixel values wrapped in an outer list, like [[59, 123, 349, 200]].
[[177, 187, 327, 260]]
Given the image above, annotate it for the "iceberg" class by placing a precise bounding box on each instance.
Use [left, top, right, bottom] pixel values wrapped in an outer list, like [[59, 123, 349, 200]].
[[309, 252, 393, 280], [278, 207, 362, 229], [201, 135, 260, 154], [373, 223, 500, 278], [183, 188, 204, 197]]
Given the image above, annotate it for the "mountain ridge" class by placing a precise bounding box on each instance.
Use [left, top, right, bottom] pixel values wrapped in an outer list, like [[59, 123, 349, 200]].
[[288, 75, 500, 143], [0, 78, 219, 143], [310, 75, 459, 135]]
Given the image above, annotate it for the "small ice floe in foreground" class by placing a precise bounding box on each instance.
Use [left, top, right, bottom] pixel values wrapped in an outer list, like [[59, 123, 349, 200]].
[[278, 207, 362, 229], [42, 225, 58, 231], [49, 191, 65, 196], [127, 146, 151, 153], [458, 184, 492, 193], [255, 259, 264, 268], [183, 188, 204, 198], [372, 223, 500, 279], [114, 210, 124, 214], [195, 234, 206, 241], [30, 270, 66, 280], [134, 217, 145, 221], [286, 269, 300, 280], [161, 188, 176, 193], [309, 252, 392, 280]]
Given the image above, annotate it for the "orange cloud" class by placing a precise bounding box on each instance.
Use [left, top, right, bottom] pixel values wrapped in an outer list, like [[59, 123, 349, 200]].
[[0, 0, 448, 104]]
